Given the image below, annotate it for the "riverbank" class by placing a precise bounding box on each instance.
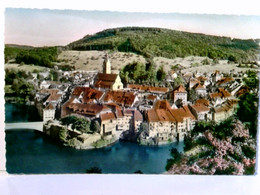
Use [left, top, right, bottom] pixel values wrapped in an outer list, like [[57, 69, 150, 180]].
[[43, 121, 119, 149]]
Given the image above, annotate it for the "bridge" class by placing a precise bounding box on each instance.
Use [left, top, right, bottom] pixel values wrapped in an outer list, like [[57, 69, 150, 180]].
[[5, 122, 44, 132]]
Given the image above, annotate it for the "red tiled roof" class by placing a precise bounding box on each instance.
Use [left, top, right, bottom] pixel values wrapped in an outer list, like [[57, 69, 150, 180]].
[[195, 83, 205, 89], [40, 89, 62, 102], [213, 99, 238, 113], [66, 102, 109, 116], [154, 100, 172, 110], [134, 110, 143, 121], [235, 86, 249, 97], [147, 95, 157, 101], [104, 91, 136, 107], [147, 100, 195, 123], [195, 98, 210, 106], [72, 87, 104, 103], [127, 84, 169, 93], [197, 76, 207, 82], [96, 73, 118, 81], [100, 112, 116, 121], [216, 77, 234, 85], [46, 93, 62, 102], [94, 73, 119, 89], [191, 104, 210, 113], [40, 89, 59, 94], [173, 85, 186, 93], [209, 88, 231, 99], [105, 103, 124, 118], [45, 103, 55, 110]]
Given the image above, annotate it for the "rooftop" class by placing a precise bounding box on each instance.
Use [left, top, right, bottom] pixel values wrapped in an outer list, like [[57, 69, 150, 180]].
[[209, 88, 231, 99], [173, 85, 186, 93], [104, 90, 136, 107], [72, 87, 104, 103], [128, 84, 169, 93]]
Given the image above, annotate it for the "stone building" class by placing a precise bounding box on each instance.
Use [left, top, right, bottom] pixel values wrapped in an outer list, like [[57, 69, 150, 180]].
[[94, 54, 123, 90], [172, 85, 187, 105], [146, 100, 195, 143]]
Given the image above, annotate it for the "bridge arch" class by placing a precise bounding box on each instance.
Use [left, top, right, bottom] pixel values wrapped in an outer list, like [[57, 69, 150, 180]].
[[5, 122, 44, 132]]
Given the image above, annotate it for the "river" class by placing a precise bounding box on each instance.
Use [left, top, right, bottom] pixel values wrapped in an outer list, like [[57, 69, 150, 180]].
[[5, 103, 184, 174]]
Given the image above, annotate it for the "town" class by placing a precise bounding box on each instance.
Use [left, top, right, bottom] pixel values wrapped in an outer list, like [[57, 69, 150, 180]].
[[29, 53, 250, 149]]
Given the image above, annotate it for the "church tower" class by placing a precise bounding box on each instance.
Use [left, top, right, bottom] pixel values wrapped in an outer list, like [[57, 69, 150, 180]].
[[103, 53, 111, 74]]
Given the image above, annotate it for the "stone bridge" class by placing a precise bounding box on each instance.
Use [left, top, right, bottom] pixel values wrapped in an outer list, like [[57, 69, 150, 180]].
[[5, 122, 44, 132]]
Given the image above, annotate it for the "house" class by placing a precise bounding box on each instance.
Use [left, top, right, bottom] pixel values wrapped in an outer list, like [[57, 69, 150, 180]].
[[212, 70, 222, 82], [194, 83, 207, 96], [146, 94, 158, 103], [71, 86, 104, 104], [188, 104, 211, 121], [195, 98, 210, 107], [216, 77, 234, 87], [172, 85, 187, 105], [146, 100, 195, 143], [197, 76, 211, 86], [127, 84, 169, 94], [100, 111, 117, 137], [40, 80, 51, 89], [35, 89, 64, 121], [40, 80, 62, 90], [43, 103, 56, 122], [105, 103, 129, 132], [212, 99, 238, 122], [61, 97, 110, 119], [170, 70, 178, 79], [189, 78, 199, 90], [235, 86, 249, 97], [209, 88, 232, 106], [103, 91, 137, 107], [122, 109, 143, 133]]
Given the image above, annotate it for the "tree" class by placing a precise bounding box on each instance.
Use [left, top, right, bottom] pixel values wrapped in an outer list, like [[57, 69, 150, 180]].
[[50, 70, 59, 81], [59, 127, 68, 143], [139, 123, 148, 133], [90, 120, 101, 133], [184, 136, 194, 151], [236, 92, 258, 137], [165, 148, 182, 171], [61, 116, 91, 134], [72, 117, 90, 134], [188, 89, 197, 103], [173, 76, 184, 88], [134, 170, 143, 174], [156, 65, 166, 81], [86, 167, 102, 174], [243, 70, 258, 90]]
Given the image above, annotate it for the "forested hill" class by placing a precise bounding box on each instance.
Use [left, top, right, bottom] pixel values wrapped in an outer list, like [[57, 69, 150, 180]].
[[68, 27, 259, 63]]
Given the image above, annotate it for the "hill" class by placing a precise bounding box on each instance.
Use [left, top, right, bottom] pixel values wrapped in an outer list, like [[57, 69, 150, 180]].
[[4, 45, 63, 68], [68, 27, 259, 63]]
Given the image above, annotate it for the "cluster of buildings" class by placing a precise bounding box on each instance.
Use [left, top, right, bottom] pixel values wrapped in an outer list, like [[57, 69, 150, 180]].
[[35, 54, 247, 144]]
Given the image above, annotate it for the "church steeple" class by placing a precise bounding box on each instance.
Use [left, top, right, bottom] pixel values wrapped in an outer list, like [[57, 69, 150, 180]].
[[103, 53, 111, 74]]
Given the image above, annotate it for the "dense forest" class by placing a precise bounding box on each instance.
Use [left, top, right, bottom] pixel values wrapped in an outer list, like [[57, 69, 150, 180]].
[[5, 45, 61, 68], [68, 27, 259, 63]]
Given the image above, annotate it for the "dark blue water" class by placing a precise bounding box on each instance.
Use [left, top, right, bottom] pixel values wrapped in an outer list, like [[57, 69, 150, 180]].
[[5, 103, 41, 123], [5, 103, 183, 174]]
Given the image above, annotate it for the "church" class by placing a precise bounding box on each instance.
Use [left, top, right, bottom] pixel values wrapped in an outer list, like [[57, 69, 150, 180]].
[[94, 54, 123, 90]]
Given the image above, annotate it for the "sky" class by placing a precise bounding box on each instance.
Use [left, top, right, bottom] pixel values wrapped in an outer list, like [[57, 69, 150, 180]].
[[4, 8, 260, 47]]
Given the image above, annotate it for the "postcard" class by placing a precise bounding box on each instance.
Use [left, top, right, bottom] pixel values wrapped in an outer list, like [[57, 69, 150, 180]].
[[3, 8, 259, 176]]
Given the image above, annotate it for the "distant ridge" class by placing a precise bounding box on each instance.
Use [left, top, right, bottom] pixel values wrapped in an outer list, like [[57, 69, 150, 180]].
[[5, 44, 35, 49], [68, 27, 259, 62]]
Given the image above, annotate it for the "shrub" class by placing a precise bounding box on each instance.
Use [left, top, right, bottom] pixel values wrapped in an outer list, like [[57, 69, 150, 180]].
[[86, 167, 102, 174]]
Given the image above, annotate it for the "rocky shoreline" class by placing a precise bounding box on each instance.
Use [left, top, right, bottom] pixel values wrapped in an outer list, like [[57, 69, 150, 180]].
[[43, 121, 119, 149]]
